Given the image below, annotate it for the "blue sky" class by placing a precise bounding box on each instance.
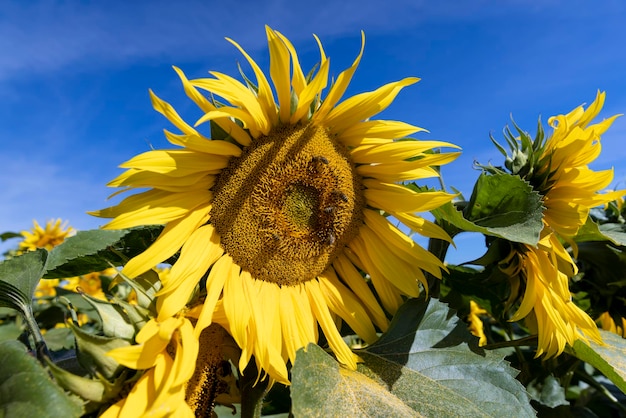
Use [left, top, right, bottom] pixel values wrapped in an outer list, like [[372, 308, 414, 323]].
[[2, 0, 626, 263]]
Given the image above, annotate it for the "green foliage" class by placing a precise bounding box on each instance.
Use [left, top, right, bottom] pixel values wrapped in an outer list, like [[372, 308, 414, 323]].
[[359, 298, 535, 417], [527, 375, 568, 408], [432, 173, 544, 246], [0, 249, 47, 313], [0, 340, 83, 418], [291, 344, 420, 417], [44, 226, 163, 279], [568, 330, 626, 394], [291, 298, 535, 417]]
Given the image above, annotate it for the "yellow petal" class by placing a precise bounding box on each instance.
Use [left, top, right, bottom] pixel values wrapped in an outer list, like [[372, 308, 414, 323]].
[[324, 77, 419, 133], [172, 66, 252, 146], [332, 254, 389, 331], [318, 269, 378, 343], [156, 224, 224, 320], [97, 190, 212, 230], [194, 254, 235, 335], [119, 149, 229, 176], [225, 37, 277, 132], [222, 267, 252, 349], [340, 120, 429, 147], [266, 26, 291, 123], [192, 74, 267, 136], [275, 30, 306, 96], [314, 32, 365, 121], [121, 205, 210, 278], [351, 140, 458, 164], [149, 90, 198, 136], [364, 180, 455, 213], [305, 280, 358, 370]]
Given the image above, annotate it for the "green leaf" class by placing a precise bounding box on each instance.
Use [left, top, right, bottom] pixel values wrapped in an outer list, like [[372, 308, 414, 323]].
[[0, 232, 21, 242], [81, 294, 135, 340], [43, 327, 75, 351], [433, 173, 543, 246], [567, 330, 626, 393], [0, 340, 83, 417], [357, 298, 535, 418], [291, 343, 421, 417], [573, 217, 626, 246], [46, 357, 126, 403], [69, 322, 130, 379], [527, 375, 568, 408], [43, 226, 162, 279], [0, 249, 47, 312]]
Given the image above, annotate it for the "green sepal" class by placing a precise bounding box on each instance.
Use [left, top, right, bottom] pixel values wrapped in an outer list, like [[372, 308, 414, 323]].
[[69, 322, 130, 379], [80, 293, 136, 340], [46, 357, 128, 403]]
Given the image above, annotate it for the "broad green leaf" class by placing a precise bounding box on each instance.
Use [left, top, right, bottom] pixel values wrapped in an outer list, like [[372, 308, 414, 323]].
[[573, 217, 626, 246], [0, 249, 47, 312], [358, 298, 535, 418], [0, 340, 82, 417], [567, 330, 626, 394], [432, 173, 543, 246], [0, 322, 22, 342], [43, 226, 163, 279], [291, 343, 421, 417]]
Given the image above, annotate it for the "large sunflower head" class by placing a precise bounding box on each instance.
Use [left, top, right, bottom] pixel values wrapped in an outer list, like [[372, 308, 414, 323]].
[[91, 26, 460, 384]]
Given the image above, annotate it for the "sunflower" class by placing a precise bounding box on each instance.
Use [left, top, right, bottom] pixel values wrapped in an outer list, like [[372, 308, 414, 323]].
[[501, 235, 601, 357], [103, 316, 198, 418], [597, 312, 626, 338], [496, 93, 625, 357], [467, 300, 488, 346], [535, 91, 624, 239], [18, 218, 74, 253], [91, 26, 459, 383]]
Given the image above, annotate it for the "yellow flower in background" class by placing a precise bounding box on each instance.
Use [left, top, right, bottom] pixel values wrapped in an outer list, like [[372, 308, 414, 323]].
[[597, 312, 626, 338], [62, 268, 118, 301], [102, 316, 198, 418], [467, 300, 488, 346], [502, 235, 601, 357], [18, 219, 74, 253], [92, 26, 459, 383], [34, 279, 60, 300]]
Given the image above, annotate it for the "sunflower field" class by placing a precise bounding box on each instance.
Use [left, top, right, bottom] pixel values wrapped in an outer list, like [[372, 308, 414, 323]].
[[1, 26, 625, 418]]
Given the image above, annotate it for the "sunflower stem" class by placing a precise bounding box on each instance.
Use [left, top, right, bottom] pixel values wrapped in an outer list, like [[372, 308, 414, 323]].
[[426, 237, 451, 298], [240, 360, 269, 418]]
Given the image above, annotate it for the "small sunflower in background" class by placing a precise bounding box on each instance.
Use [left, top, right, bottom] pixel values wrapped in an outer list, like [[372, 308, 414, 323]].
[[492, 92, 626, 357], [92, 26, 460, 384], [17, 218, 74, 254]]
